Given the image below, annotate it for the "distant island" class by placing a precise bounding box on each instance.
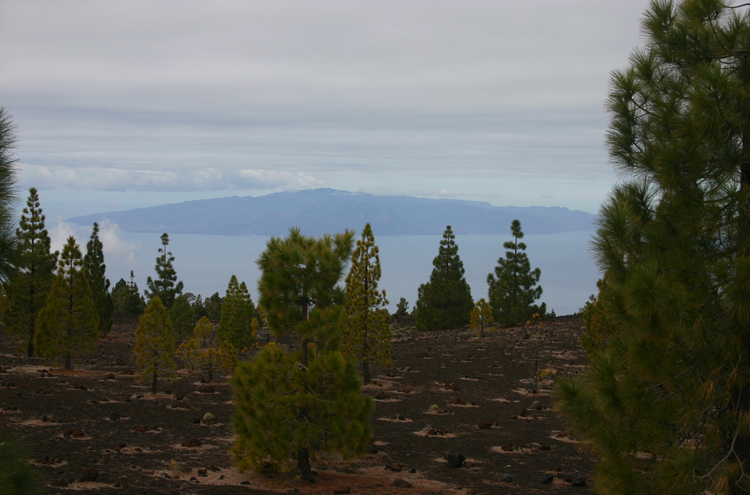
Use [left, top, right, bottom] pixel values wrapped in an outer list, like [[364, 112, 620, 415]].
[[68, 188, 595, 236]]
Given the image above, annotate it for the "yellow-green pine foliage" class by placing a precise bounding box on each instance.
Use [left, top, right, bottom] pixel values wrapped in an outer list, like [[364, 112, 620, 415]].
[[555, 2, 750, 493], [232, 339, 373, 474], [3, 188, 58, 357], [342, 223, 392, 383], [193, 315, 213, 347], [469, 298, 493, 337], [35, 236, 99, 369], [232, 228, 372, 478], [133, 296, 176, 394], [219, 275, 257, 350], [176, 337, 200, 371]]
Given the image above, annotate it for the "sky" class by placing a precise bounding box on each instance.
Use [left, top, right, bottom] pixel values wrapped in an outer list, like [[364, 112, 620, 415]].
[[0, 0, 656, 226]]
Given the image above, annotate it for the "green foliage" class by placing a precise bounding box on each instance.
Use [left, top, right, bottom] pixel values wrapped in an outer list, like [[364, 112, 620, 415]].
[[3, 188, 58, 357], [176, 336, 201, 371], [35, 237, 99, 369], [342, 223, 392, 383], [555, 2, 750, 493], [111, 271, 145, 314], [0, 108, 19, 284], [395, 297, 409, 316], [487, 219, 546, 325], [177, 316, 236, 381], [0, 433, 45, 495], [83, 222, 113, 334], [232, 341, 373, 474], [233, 227, 371, 477], [169, 294, 194, 342], [218, 275, 258, 351], [193, 292, 223, 321], [133, 297, 176, 394], [469, 298, 493, 337], [145, 233, 183, 309], [415, 225, 473, 330]]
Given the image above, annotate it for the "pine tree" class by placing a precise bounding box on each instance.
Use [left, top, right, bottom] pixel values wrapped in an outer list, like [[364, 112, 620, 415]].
[[232, 228, 373, 479], [0, 108, 19, 284], [469, 298, 493, 338], [133, 296, 176, 394], [145, 233, 183, 309], [35, 237, 99, 369], [414, 225, 473, 331], [169, 294, 194, 342], [555, 2, 750, 493], [84, 222, 113, 334], [176, 316, 236, 382], [486, 219, 546, 325], [3, 188, 58, 357], [0, 433, 45, 495], [342, 223, 392, 384], [218, 275, 258, 351]]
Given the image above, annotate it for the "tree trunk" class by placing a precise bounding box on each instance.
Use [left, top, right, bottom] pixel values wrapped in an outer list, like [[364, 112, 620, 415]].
[[152, 371, 158, 394], [64, 352, 71, 370], [297, 300, 313, 480], [26, 337, 34, 358], [362, 359, 371, 384]]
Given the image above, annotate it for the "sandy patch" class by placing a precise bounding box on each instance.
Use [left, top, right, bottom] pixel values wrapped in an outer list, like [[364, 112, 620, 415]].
[[490, 397, 519, 403], [447, 403, 479, 408], [491, 444, 551, 454], [377, 417, 413, 423], [550, 432, 580, 444], [511, 388, 552, 397], [20, 419, 64, 427], [52, 481, 121, 490], [171, 442, 218, 451]]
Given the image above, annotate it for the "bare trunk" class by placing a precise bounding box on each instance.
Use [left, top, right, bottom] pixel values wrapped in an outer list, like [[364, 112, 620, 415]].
[[362, 360, 371, 384], [298, 301, 313, 480], [152, 371, 158, 394], [64, 352, 71, 370]]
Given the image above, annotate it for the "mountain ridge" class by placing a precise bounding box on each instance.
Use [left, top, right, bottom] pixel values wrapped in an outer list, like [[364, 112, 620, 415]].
[[67, 188, 596, 236]]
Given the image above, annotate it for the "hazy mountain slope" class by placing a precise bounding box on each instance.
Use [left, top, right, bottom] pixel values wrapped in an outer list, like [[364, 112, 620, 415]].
[[68, 188, 595, 236]]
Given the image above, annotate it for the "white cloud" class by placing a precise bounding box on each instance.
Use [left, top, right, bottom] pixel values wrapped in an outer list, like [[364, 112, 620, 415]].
[[98, 219, 139, 262], [49, 221, 79, 254], [19, 164, 322, 192]]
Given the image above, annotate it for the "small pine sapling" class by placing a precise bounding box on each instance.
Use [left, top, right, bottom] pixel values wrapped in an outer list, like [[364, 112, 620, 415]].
[[133, 297, 176, 394], [469, 298, 493, 338]]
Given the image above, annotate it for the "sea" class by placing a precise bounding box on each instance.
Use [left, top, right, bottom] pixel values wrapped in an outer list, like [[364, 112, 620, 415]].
[[76, 229, 601, 317]]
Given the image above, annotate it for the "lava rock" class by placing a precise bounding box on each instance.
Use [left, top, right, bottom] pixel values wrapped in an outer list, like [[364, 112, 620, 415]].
[[181, 438, 202, 448], [571, 476, 587, 487], [445, 452, 466, 468], [499, 473, 514, 483], [477, 421, 492, 430], [375, 392, 389, 400], [540, 474, 555, 484], [80, 468, 99, 482], [198, 386, 215, 394], [392, 479, 413, 488]]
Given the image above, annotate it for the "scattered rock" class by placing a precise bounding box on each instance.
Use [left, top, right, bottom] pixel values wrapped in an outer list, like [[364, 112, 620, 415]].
[[36, 455, 62, 465], [392, 479, 413, 488], [445, 452, 466, 468], [375, 392, 389, 400], [105, 373, 116, 380], [409, 467, 416, 473], [519, 409, 528, 417], [51, 478, 70, 487], [181, 438, 202, 448], [500, 443, 513, 452], [540, 474, 554, 484], [477, 421, 492, 430], [499, 473, 514, 483], [80, 468, 99, 482], [108, 413, 121, 421], [115, 442, 127, 452], [198, 386, 215, 394], [197, 468, 207, 477], [540, 444, 551, 451], [571, 476, 587, 487], [63, 428, 85, 438]]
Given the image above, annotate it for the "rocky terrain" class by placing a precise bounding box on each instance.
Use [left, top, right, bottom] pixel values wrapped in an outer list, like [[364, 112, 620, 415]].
[[0, 314, 595, 494]]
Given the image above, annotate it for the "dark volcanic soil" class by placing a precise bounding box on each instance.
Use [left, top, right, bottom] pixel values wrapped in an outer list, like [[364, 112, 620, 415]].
[[0, 314, 595, 494]]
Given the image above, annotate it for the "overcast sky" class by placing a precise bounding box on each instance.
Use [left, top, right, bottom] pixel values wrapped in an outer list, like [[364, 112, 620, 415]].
[[1, 0, 654, 221]]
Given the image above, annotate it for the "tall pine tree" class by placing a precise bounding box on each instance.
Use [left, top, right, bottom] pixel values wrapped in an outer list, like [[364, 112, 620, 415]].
[[35, 237, 99, 369], [342, 223, 392, 384], [145, 233, 183, 309], [3, 188, 57, 357], [555, 2, 750, 493], [232, 228, 373, 479], [414, 225, 473, 331], [169, 294, 194, 342], [133, 296, 176, 394], [84, 222, 113, 334], [486, 219, 546, 325], [218, 275, 258, 351]]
